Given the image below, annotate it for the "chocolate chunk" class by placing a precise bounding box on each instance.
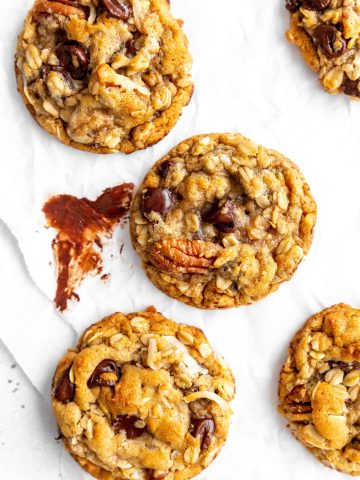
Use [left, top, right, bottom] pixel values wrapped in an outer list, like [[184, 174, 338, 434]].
[[140, 188, 175, 218], [54, 367, 75, 403], [285, 0, 301, 12], [328, 360, 360, 373], [342, 79, 360, 98], [313, 25, 346, 59], [302, 0, 331, 10], [157, 160, 174, 179], [190, 417, 215, 450], [56, 41, 89, 80], [100, 0, 131, 20], [87, 359, 120, 388], [113, 415, 145, 438], [40, 64, 74, 88], [202, 200, 236, 233]]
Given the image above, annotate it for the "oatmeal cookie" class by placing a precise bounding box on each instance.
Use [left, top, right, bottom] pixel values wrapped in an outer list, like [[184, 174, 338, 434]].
[[285, 0, 360, 98], [130, 133, 317, 309], [52, 307, 235, 480], [279, 304, 360, 475], [15, 0, 193, 153]]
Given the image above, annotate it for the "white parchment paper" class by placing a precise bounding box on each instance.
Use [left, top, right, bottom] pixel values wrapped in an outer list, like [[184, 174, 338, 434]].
[[1, 0, 360, 478]]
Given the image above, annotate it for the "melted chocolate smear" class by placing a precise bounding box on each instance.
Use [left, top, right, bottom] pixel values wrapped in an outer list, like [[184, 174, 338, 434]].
[[113, 415, 146, 438], [88, 359, 120, 388], [42, 183, 134, 312]]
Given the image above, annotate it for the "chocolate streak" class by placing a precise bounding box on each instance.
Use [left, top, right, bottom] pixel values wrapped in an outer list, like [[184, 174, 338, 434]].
[[42, 183, 134, 311]]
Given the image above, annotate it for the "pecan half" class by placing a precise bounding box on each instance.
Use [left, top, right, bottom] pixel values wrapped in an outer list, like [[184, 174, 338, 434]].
[[34, 0, 86, 18], [149, 239, 221, 274]]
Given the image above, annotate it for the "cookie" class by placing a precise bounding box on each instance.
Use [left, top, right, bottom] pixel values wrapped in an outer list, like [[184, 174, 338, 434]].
[[15, 0, 193, 154], [52, 307, 235, 480], [285, 0, 360, 98], [278, 304, 360, 475], [130, 133, 317, 309]]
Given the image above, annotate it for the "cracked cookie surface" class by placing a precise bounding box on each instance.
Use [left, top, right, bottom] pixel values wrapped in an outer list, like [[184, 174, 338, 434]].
[[15, 0, 193, 153], [130, 133, 317, 309], [52, 307, 234, 480], [286, 0, 360, 98], [279, 304, 360, 475]]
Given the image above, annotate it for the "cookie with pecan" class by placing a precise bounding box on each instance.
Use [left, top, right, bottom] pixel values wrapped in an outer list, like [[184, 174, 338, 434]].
[[278, 304, 360, 475], [15, 0, 193, 153], [130, 133, 317, 309], [52, 307, 235, 480], [285, 0, 360, 98]]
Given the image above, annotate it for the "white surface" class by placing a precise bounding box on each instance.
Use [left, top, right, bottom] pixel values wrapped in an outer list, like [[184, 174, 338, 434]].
[[0, 0, 360, 478]]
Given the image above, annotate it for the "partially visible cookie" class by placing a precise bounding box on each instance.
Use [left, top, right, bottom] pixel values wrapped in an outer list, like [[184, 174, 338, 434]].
[[285, 1, 360, 98], [278, 304, 360, 475], [15, 0, 193, 153], [130, 133, 317, 309], [52, 307, 235, 480]]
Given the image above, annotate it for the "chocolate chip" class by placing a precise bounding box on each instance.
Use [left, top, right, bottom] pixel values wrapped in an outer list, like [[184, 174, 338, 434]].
[[56, 41, 89, 80], [302, 0, 331, 10], [140, 188, 175, 218], [113, 415, 145, 439], [342, 79, 360, 98], [285, 0, 301, 12], [100, 0, 131, 20], [190, 418, 215, 450], [87, 359, 120, 388], [157, 160, 174, 179], [313, 25, 346, 59], [202, 200, 236, 233], [54, 367, 75, 403]]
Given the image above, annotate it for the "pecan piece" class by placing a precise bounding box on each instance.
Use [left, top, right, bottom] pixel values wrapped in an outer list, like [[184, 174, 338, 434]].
[[287, 384, 310, 403], [34, 0, 86, 18], [149, 239, 221, 274]]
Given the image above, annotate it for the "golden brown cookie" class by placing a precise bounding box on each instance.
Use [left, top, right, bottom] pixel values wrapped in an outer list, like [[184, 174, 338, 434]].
[[130, 133, 317, 309], [15, 0, 193, 153], [285, 1, 360, 98], [278, 304, 360, 475], [52, 307, 235, 480]]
